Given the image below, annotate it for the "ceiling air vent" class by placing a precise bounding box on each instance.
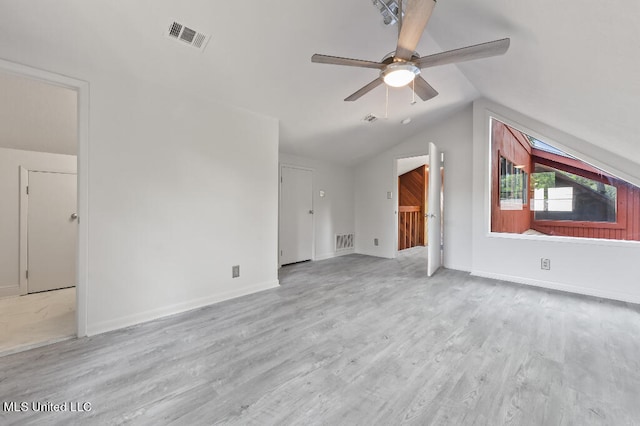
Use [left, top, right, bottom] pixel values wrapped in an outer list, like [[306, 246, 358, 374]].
[[165, 21, 210, 51], [363, 113, 378, 123]]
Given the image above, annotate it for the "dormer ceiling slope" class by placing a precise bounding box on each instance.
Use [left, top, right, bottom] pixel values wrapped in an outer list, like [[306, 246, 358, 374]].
[[427, 0, 640, 167], [0, 1, 637, 166]]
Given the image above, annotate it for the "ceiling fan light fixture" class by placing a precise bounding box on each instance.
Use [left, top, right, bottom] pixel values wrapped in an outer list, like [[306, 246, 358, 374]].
[[381, 62, 420, 87]]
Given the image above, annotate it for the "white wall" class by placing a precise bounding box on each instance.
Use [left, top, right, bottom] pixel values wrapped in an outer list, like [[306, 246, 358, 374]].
[[84, 78, 280, 334], [354, 105, 474, 271], [0, 148, 76, 296], [472, 99, 640, 304], [0, 6, 279, 335], [0, 72, 77, 155], [279, 153, 355, 261]]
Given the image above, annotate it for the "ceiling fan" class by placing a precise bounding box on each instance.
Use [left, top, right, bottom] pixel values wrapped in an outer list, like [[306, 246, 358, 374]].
[[311, 0, 510, 102]]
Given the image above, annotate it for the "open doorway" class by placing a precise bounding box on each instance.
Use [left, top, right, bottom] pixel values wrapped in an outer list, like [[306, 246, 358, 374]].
[[0, 64, 86, 355], [397, 155, 429, 252], [395, 147, 445, 275]]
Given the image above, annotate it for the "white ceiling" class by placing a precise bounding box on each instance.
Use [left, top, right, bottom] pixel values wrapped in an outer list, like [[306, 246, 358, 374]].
[[0, 1, 638, 166], [427, 0, 640, 165]]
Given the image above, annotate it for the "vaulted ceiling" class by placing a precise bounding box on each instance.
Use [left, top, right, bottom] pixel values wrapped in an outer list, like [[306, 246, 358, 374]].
[[0, 1, 638, 166]]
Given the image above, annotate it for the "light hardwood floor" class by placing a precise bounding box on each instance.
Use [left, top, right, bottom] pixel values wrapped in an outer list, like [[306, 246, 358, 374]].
[[0, 287, 75, 356], [1, 253, 640, 425]]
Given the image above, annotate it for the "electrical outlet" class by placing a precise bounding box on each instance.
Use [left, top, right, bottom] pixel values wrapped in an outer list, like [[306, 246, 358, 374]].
[[374, 238, 379, 246], [541, 258, 551, 270], [232, 265, 240, 278]]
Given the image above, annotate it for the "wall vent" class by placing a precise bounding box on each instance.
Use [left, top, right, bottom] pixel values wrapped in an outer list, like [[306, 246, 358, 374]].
[[165, 21, 211, 51], [363, 113, 378, 123], [335, 233, 355, 251]]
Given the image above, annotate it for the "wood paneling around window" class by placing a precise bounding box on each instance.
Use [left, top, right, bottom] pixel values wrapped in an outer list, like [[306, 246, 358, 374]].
[[491, 120, 532, 234]]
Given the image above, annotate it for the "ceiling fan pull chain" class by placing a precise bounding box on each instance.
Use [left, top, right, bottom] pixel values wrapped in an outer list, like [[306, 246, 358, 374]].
[[412, 78, 416, 104], [386, 84, 389, 119]]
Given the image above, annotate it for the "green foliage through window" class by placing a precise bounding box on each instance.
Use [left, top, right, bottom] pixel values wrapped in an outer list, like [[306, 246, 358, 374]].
[[532, 164, 617, 222], [500, 156, 527, 210]]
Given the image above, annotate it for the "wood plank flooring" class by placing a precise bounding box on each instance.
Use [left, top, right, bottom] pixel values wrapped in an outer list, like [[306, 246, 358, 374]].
[[1, 253, 640, 425]]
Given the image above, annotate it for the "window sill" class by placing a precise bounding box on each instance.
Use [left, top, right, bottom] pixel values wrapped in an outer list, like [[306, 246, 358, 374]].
[[532, 220, 624, 230], [487, 230, 640, 248]]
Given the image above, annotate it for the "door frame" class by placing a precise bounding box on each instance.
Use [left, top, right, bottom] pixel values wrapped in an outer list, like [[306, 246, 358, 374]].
[[1, 59, 90, 338], [393, 152, 429, 257], [278, 163, 315, 267], [427, 142, 444, 276]]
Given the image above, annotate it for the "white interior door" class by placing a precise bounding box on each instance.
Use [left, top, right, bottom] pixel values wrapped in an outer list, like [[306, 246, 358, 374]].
[[280, 166, 313, 265], [427, 142, 443, 276], [27, 171, 77, 293]]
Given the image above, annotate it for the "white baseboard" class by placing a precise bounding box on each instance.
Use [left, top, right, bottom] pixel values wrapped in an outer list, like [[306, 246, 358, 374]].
[[0, 285, 20, 299], [443, 263, 471, 273], [471, 270, 640, 305], [314, 249, 354, 261], [87, 279, 280, 336]]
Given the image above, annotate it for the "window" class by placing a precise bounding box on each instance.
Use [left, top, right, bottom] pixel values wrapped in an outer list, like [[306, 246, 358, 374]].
[[531, 164, 616, 222], [490, 117, 640, 241], [499, 156, 528, 210]]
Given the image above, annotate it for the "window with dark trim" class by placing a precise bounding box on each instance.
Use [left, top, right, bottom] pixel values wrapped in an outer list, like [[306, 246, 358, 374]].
[[499, 155, 528, 210], [490, 117, 640, 241]]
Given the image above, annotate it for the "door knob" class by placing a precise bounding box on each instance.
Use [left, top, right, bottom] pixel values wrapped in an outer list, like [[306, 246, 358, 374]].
[[70, 213, 78, 220], [308, 210, 314, 214]]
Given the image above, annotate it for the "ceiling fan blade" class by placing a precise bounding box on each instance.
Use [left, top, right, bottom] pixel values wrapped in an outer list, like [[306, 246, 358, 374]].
[[345, 78, 384, 101], [395, 0, 436, 61], [412, 76, 438, 101], [397, 0, 403, 38], [312, 54, 385, 70], [416, 38, 510, 69]]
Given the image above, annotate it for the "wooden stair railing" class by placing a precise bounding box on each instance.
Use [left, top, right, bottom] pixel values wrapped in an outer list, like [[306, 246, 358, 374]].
[[399, 205, 424, 250]]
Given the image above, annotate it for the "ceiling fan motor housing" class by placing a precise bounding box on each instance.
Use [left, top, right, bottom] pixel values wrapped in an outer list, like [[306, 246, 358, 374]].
[[381, 62, 421, 87]]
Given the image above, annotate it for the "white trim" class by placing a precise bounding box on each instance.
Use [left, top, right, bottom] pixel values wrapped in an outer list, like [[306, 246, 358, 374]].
[[21, 167, 77, 174], [76, 77, 89, 338], [87, 280, 280, 336], [443, 263, 471, 273], [486, 229, 640, 248], [0, 58, 90, 338], [314, 249, 355, 261], [19, 166, 28, 296], [471, 270, 640, 305], [0, 287, 20, 298], [280, 164, 315, 172]]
